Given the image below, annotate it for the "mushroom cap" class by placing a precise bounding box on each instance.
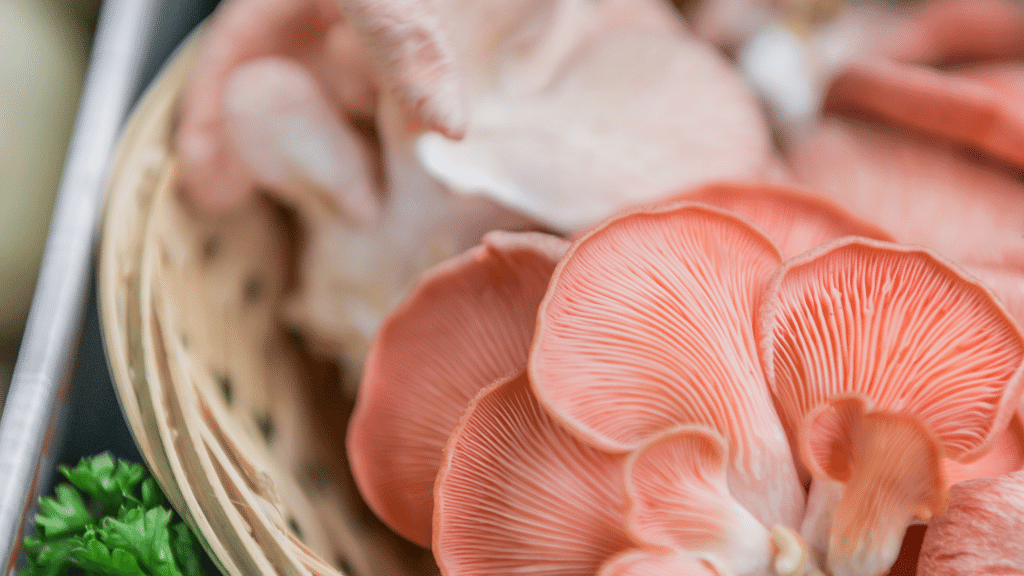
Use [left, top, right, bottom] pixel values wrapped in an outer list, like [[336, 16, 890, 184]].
[[917, 468, 1024, 576], [758, 236, 1024, 463], [530, 201, 804, 530], [434, 372, 631, 576], [416, 2, 777, 233], [683, 182, 895, 259], [825, 56, 1024, 170], [892, 0, 1024, 64], [787, 118, 1024, 272], [347, 230, 567, 547], [625, 426, 774, 576]]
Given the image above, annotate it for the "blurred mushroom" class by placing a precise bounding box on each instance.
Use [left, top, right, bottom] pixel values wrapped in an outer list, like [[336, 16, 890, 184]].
[[682, 182, 894, 258]]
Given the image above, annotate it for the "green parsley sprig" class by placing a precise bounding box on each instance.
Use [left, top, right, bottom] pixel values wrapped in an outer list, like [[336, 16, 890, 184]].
[[22, 453, 208, 576]]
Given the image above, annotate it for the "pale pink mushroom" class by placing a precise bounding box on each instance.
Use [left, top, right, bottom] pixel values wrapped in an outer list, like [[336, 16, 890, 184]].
[[530, 202, 805, 533], [176, 0, 379, 214], [916, 469, 1024, 576], [433, 372, 632, 576], [347, 230, 567, 547], [758, 237, 1024, 576], [416, 0, 780, 232], [221, 56, 381, 226], [624, 427, 804, 576], [682, 182, 894, 259]]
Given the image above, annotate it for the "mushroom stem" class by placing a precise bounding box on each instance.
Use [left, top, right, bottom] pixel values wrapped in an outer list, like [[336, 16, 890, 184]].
[[770, 525, 810, 576], [799, 478, 843, 570], [825, 412, 947, 576]]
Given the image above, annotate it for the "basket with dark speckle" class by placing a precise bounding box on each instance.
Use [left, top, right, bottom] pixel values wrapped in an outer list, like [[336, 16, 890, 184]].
[[98, 38, 435, 576]]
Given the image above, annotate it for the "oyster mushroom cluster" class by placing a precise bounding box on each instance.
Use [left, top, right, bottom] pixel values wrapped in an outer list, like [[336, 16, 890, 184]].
[[173, 0, 1024, 574], [348, 189, 1024, 576]]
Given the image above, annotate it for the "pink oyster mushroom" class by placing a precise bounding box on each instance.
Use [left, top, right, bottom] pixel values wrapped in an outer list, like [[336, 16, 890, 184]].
[[783, 0, 1024, 321], [350, 188, 1024, 576], [690, 0, 1024, 136], [347, 230, 569, 547], [350, 190, 888, 570], [434, 201, 818, 576], [175, 0, 784, 381], [782, 3, 1024, 572], [758, 238, 1024, 576], [348, 183, 894, 551]]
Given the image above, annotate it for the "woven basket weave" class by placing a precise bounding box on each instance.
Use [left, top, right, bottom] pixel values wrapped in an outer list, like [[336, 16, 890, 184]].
[[98, 38, 435, 576]]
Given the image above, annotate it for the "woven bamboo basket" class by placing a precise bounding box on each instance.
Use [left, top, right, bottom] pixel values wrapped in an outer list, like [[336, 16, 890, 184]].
[[98, 38, 437, 576]]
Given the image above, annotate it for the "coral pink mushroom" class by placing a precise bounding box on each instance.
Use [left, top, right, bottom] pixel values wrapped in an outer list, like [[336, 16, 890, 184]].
[[435, 374, 805, 576], [917, 468, 1024, 575], [825, 57, 1024, 169], [347, 230, 567, 547], [682, 182, 894, 259], [758, 237, 1024, 576], [530, 202, 805, 533], [434, 372, 632, 576], [788, 118, 1024, 274]]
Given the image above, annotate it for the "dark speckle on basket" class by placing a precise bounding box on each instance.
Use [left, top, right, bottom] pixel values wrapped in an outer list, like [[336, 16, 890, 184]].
[[297, 461, 332, 495], [336, 555, 355, 576], [202, 235, 220, 261], [243, 275, 263, 304], [254, 412, 275, 444], [217, 374, 233, 406]]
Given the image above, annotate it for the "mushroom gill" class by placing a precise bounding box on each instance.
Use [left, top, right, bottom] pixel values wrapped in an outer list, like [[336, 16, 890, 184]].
[[625, 426, 780, 576], [597, 551, 718, 576], [758, 237, 1024, 576], [530, 202, 805, 532], [341, 0, 466, 139], [347, 230, 567, 547], [433, 372, 631, 576]]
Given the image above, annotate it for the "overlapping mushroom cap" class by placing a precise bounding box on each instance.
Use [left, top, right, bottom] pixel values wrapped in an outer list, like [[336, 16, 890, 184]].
[[757, 237, 1024, 576], [530, 201, 805, 531], [346, 180, 1024, 576], [347, 230, 568, 547]]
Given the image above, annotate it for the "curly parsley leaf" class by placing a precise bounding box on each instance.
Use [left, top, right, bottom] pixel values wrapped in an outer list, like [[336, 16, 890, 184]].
[[34, 483, 95, 538], [22, 453, 208, 576]]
